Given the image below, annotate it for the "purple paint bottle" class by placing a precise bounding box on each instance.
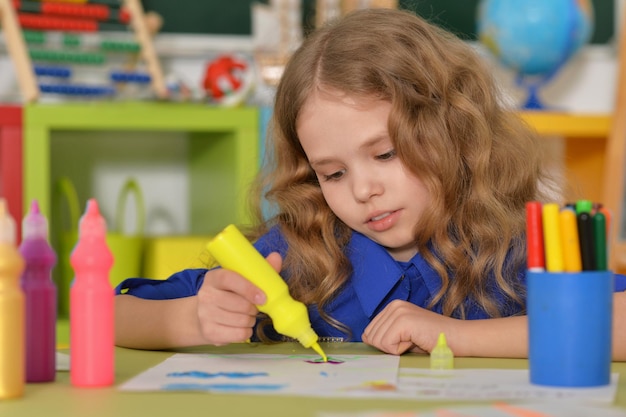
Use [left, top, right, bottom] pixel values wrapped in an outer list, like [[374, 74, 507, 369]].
[[19, 200, 57, 382]]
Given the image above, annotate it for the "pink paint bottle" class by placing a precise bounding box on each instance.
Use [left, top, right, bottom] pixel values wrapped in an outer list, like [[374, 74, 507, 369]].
[[19, 200, 57, 382], [0, 198, 25, 399], [70, 199, 114, 387]]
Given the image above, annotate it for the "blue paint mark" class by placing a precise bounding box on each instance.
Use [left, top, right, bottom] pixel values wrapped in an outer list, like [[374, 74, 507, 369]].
[[166, 371, 268, 379], [162, 383, 285, 392], [320, 371, 328, 377]]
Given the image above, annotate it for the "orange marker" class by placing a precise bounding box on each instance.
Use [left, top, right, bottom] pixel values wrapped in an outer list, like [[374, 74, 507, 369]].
[[559, 208, 582, 272]]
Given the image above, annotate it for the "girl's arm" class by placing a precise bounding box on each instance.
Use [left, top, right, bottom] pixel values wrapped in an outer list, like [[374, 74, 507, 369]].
[[613, 290, 626, 361], [115, 253, 279, 350], [115, 295, 206, 350], [363, 291, 626, 361], [361, 299, 527, 358]]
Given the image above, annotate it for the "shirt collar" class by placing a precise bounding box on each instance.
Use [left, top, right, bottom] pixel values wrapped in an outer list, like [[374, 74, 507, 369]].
[[347, 232, 442, 318]]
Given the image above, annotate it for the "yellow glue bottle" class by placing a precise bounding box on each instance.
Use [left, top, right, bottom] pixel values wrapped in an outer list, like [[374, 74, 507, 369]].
[[206, 224, 327, 362], [430, 332, 454, 370], [0, 199, 25, 399]]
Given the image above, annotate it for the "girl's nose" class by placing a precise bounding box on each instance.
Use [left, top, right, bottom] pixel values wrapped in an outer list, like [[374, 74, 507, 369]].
[[352, 172, 383, 203]]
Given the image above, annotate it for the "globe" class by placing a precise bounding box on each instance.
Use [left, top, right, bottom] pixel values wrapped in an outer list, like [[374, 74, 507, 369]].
[[477, 0, 594, 109]]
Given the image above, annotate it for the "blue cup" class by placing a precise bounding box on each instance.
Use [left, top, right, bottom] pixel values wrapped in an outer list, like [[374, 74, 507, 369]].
[[527, 270, 613, 387]]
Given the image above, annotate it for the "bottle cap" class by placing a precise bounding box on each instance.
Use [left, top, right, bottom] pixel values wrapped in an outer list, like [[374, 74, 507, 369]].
[[78, 199, 107, 238], [575, 200, 593, 215], [0, 198, 16, 245], [22, 200, 49, 241], [295, 327, 327, 362], [430, 332, 454, 370], [295, 326, 319, 348]]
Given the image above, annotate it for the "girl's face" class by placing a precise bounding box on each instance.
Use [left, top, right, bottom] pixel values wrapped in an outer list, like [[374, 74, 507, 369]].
[[296, 89, 432, 262]]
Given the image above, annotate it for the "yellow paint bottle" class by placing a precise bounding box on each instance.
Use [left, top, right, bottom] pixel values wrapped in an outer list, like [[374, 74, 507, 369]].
[[206, 225, 327, 362], [430, 332, 454, 370], [0, 199, 25, 399]]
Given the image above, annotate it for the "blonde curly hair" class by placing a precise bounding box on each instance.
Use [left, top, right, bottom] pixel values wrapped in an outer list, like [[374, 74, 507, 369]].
[[249, 8, 555, 337]]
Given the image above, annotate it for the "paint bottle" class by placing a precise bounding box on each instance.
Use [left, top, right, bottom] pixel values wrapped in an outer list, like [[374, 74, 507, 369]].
[[430, 332, 454, 370], [0, 198, 26, 398], [70, 199, 114, 387], [19, 200, 58, 382], [206, 224, 327, 361]]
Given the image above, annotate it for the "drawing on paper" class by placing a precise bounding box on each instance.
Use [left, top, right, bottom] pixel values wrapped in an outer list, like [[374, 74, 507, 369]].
[[305, 356, 344, 364], [119, 353, 400, 397]]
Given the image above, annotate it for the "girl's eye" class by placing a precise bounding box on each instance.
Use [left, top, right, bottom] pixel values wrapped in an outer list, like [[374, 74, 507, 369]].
[[322, 170, 345, 181], [376, 149, 397, 161]]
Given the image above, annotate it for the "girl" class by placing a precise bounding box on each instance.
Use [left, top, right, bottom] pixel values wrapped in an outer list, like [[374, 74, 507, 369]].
[[115, 8, 626, 359]]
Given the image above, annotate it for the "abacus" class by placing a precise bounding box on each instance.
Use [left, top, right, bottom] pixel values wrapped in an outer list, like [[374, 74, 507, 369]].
[[0, 0, 167, 102]]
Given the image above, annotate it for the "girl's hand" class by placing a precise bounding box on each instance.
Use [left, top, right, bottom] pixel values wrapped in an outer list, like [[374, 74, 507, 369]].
[[196, 252, 283, 346], [362, 300, 459, 355]]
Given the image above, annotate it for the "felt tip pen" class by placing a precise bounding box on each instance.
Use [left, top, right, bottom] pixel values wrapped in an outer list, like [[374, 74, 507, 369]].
[[542, 203, 563, 272], [206, 225, 327, 362], [525, 201, 545, 271], [577, 211, 596, 271], [593, 211, 608, 271], [559, 208, 582, 272]]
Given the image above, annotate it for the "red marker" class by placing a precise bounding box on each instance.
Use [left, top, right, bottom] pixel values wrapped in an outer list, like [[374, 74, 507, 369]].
[[525, 201, 545, 271]]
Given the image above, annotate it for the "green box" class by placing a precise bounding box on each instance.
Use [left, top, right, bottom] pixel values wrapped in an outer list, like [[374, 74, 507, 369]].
[[23, 102, 259, 317], [24, 102, 259, 232]]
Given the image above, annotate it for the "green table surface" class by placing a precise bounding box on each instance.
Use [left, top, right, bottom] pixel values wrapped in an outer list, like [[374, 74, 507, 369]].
[[3, 342, 626, 417]]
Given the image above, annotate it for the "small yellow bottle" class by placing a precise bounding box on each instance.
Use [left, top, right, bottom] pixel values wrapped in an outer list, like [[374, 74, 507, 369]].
[[0, 199, 26, 399], [430, 332, 454, 370], [206, 225, 327, 361]]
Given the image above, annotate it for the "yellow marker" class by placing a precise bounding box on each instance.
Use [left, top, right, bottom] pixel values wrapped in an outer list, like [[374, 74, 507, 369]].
[[430, 332, 454, 370], [206, 225, 327, 362], [559, 209, 582, 272], [542, 203, 564, 272]]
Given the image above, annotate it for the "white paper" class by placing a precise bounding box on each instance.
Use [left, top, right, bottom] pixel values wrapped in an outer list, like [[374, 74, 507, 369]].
[[388, 368, 619, 404], [118, 353, 619, 405], [119, 353, 400, 397]]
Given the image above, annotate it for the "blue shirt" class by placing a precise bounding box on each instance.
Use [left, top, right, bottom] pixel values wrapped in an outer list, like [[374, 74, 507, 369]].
[[116, 228, 626, 342]]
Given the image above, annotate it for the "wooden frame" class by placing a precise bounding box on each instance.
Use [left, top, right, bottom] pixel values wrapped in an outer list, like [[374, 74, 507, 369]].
[[0, 0, 38, 102], [603, 8, 626, 273], [0, 0, 167, 102]]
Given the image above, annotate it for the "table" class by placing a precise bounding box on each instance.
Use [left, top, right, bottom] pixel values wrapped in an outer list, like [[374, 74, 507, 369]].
[[2, 343, 626, 417]]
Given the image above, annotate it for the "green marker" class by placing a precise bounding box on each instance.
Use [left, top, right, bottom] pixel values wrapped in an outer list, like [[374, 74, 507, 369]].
[[593, 211, 608, 270]]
